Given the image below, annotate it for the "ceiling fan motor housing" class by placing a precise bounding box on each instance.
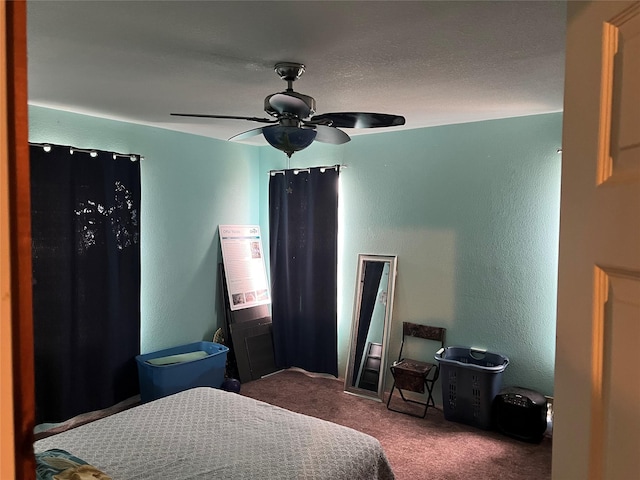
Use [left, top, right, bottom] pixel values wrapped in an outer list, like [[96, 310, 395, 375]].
[[264, 91, 316, 119]]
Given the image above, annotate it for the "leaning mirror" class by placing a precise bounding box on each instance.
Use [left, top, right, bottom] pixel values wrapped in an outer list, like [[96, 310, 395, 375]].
[[344, 254, 398, 401]]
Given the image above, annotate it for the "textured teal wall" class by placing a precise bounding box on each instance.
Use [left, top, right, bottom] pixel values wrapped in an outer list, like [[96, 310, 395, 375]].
[[260, 113, 562, 396], [29, 106, 561, 398], [28, 106, 261, 354]]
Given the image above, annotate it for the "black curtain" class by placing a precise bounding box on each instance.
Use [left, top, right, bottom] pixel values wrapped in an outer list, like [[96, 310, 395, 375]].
[[269, 167, 339, 377], [353, 261, 385, 377], [30, 144, 141, 423]]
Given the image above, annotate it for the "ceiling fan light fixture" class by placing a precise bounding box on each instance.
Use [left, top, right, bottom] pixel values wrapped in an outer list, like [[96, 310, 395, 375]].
[[263, 126, 317, 158]]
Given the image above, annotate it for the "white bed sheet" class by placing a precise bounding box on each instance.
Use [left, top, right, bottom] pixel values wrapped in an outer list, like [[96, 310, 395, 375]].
[[34, 387, 395, 479]]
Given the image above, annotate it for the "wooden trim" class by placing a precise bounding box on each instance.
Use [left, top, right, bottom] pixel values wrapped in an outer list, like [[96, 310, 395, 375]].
[[610, 2, 640, 25], [596, 21, 616, 186], [0, 0, 16, 477], [6, 0, 36, 478], [588, 266, 608, 480], [597, 3, 640, 186]]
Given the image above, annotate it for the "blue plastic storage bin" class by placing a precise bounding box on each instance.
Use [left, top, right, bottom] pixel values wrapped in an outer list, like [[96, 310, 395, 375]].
[[435, 346, 509, 429], [136, 341, 229, 403]]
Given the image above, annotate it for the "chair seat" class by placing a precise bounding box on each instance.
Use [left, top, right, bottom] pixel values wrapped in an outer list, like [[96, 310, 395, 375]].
[[391, 360, 435, 393], [393, 359, 435, 376]]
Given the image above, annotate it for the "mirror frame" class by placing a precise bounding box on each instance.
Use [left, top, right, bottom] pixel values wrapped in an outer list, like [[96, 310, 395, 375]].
[[344, 254, 398, 401]]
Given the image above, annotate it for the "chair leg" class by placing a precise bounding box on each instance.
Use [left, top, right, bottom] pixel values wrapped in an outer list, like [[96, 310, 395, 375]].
[[425, 382, 436, 409], [387, 385, 429, 418], [386, 381, 397, 410]]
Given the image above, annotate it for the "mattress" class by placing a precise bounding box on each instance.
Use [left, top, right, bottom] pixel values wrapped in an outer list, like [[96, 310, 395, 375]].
[[34, 387, 395, 479]]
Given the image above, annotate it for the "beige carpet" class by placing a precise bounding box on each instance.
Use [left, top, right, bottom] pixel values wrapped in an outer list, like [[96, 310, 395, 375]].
[[241, 369, 552, 480]]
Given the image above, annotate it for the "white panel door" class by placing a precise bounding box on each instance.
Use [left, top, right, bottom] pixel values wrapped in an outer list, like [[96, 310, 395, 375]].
[[554, 2, 640, 479]]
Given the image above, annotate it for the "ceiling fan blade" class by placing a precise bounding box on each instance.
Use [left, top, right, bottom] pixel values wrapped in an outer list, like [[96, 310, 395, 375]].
[[228, 126, 266, 142], [309, 112, 405, 129], [171, 113, 277, 124], [308, 125, 351, 145]]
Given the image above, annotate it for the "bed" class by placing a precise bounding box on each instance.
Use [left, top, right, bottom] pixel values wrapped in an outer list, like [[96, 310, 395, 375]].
[[34, 386, 395, 479]]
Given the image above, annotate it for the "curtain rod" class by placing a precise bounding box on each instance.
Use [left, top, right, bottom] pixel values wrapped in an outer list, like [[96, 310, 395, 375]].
[[29, 142, 144, 162], [269, 164, 345, 176]]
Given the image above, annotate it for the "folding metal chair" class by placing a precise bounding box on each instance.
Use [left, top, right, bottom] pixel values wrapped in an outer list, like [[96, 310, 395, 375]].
[[386, 322, 446, 418]]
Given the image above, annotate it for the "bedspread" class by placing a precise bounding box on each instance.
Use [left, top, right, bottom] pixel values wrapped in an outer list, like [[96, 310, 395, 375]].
[[34, 387, 395, 479]]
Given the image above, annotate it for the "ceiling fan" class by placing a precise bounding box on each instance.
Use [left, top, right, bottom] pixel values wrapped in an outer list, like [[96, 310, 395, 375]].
[[171, 62, 406, 158]]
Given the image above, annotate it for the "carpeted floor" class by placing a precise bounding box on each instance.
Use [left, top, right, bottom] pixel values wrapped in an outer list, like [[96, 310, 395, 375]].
[[241, 369, 552, 480]]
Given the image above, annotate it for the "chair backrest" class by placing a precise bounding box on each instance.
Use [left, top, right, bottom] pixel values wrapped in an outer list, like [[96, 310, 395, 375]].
[[397, 322, 446, 361]]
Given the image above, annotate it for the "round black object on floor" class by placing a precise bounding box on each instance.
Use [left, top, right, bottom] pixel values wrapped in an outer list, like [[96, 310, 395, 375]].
[[221, 378, 241, 393]]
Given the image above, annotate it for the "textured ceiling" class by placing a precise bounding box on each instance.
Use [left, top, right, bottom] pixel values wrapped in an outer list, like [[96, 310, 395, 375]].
[[26, 1, 567, 144]]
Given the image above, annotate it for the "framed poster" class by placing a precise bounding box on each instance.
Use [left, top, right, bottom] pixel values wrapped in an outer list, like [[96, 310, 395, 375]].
[[219, 225, 271, 311]]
